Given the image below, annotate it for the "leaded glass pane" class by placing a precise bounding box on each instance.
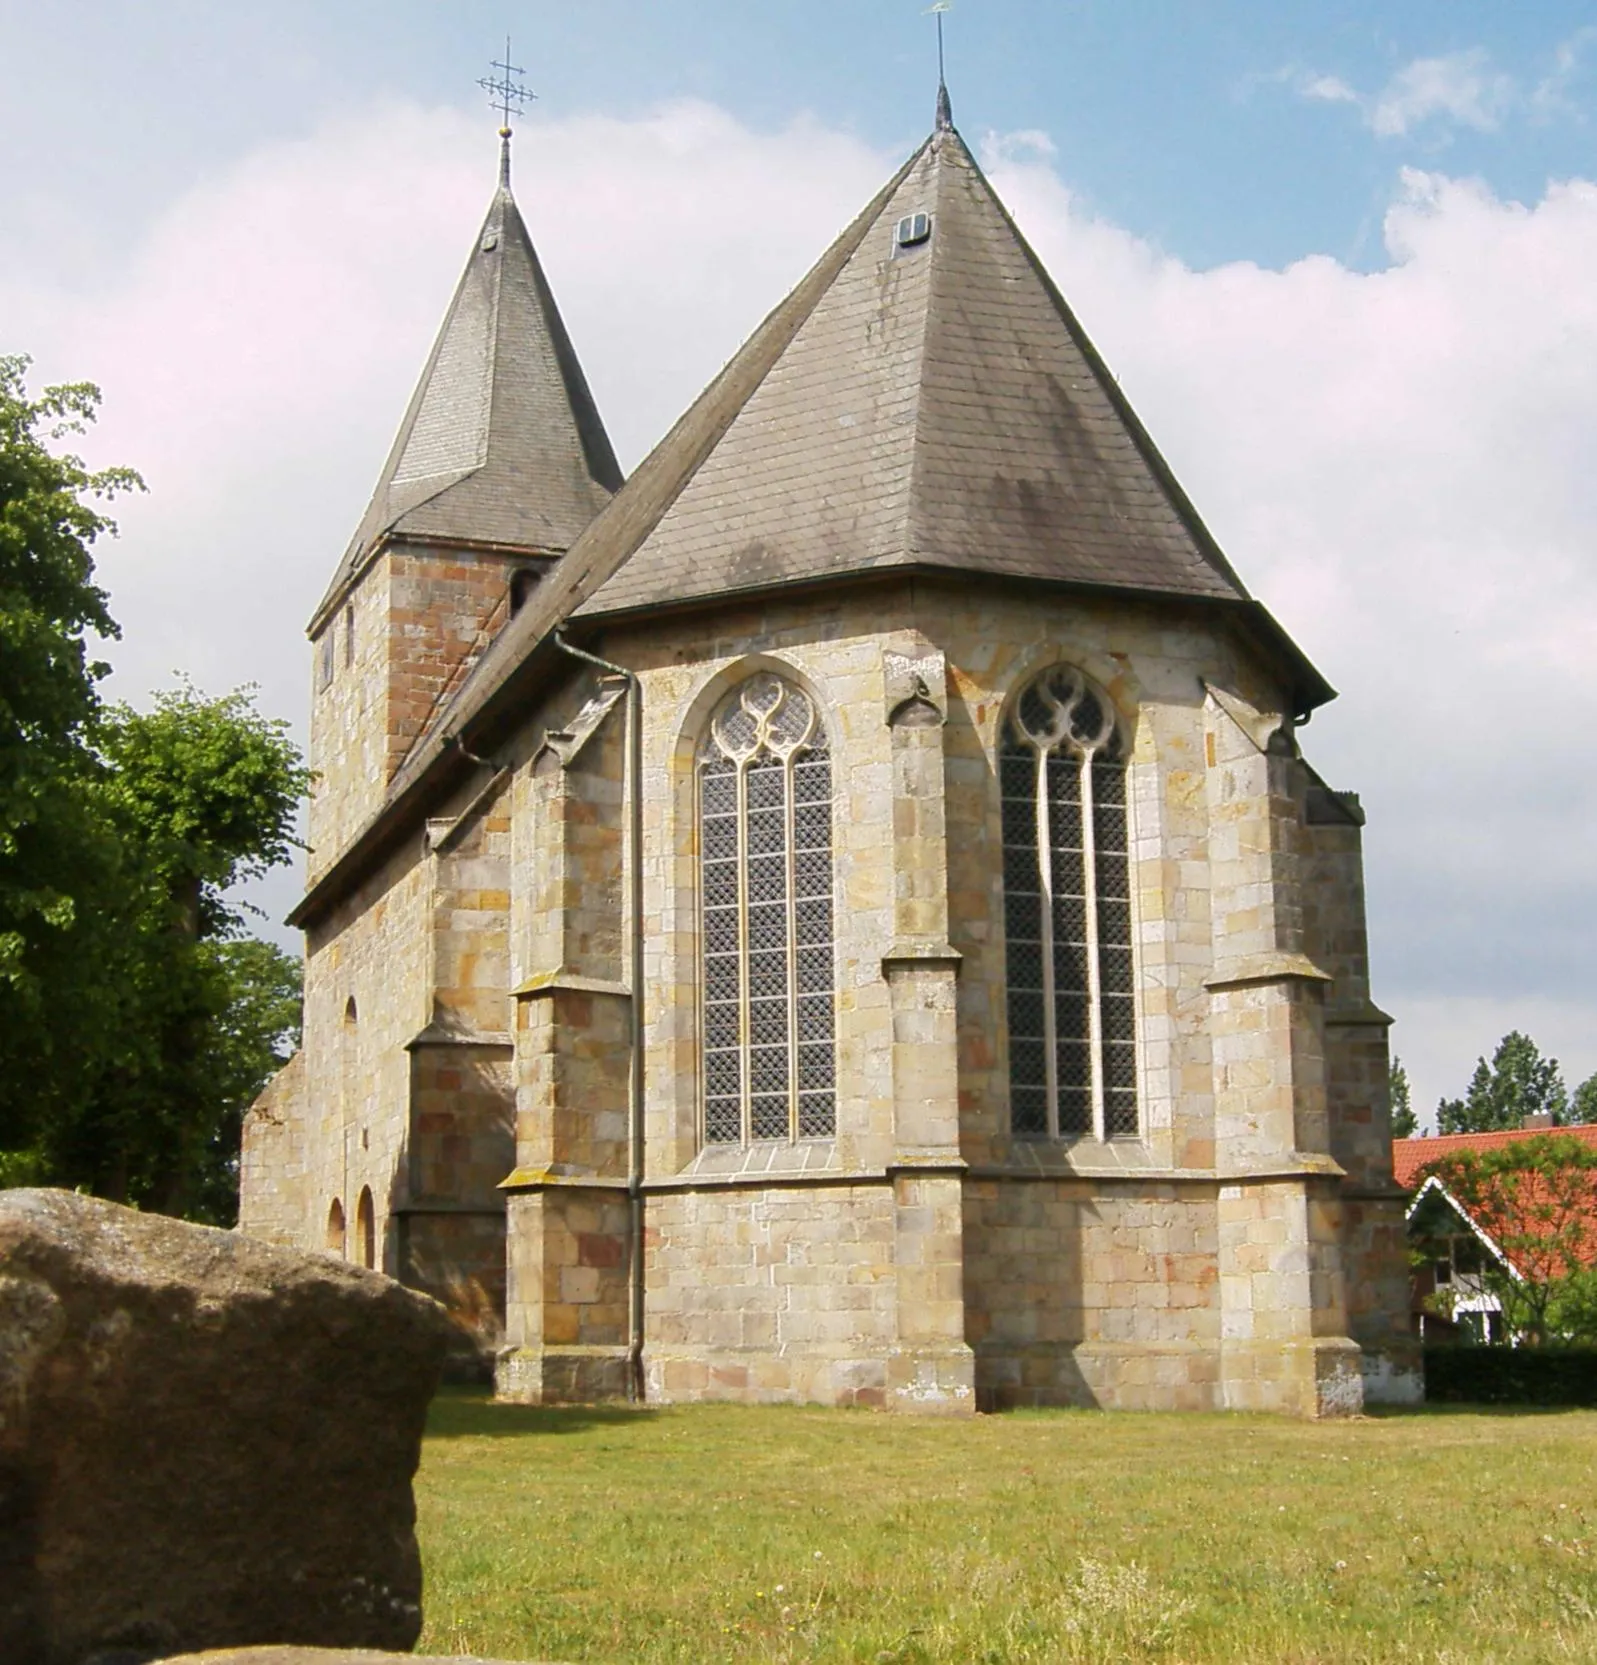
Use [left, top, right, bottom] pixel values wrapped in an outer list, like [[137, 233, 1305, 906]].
[[1011, 1087, 1049, 1136], [1057, 1088, 1092, 1136], [1002, 670, 1139, 1139], [699, 675, 836, 1144], [798, 1092, 835, 1139], [751, 1095, 790, 1141], [750, 998, 787, 1046], [705, 1099, 742, 1143], [1105, 1089, 1139, 1139], [746, 763, 783, 809], [751, 1046, 789, 1096]]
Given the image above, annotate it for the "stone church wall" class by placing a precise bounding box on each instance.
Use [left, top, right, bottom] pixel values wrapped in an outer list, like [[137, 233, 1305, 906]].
[[307, 560, 394, 884], [269, 566, 1408, 1416], [307, 542, 527, 881], [643, 1181, 900, 1405], [283, 843, 434, 1272], [238, 1049, 309, 1247], [963, 1178, 1223, 1411]]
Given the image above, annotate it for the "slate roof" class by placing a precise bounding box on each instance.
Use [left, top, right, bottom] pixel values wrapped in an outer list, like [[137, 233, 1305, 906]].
[[289, 119, 1328, 926], [579, 123, 1248, 619], [308, 141, 622, 634]]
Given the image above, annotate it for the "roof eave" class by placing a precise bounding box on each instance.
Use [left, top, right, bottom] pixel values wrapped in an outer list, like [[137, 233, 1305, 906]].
[[285, 563, 1333, 932]]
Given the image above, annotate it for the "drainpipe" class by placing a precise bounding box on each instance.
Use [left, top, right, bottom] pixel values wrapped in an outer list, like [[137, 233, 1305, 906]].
[[550, 629, 646, 1403]]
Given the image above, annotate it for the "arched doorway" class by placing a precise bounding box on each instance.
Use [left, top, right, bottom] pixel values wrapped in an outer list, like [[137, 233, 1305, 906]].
[[326, 1197, 346, 1256], [356, 1186, 376, 1270]]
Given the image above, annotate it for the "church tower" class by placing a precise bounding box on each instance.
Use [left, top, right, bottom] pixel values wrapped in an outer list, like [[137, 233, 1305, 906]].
[[243, 128, 620, 1357], [304, 132, 621, 876]]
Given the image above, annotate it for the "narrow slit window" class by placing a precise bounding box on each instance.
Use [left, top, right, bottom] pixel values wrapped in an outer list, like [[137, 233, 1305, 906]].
[[317, 629, 335, 692], [699, 673, 836, 1145], [1001, 665, 1138, 1140]]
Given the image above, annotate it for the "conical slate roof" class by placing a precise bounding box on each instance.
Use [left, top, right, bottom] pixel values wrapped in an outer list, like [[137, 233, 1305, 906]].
[[577, 122, 1247, 619], [309, 142, 622, 632]]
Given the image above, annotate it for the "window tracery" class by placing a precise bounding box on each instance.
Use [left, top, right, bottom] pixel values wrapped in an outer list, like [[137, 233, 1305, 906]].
[[1000, 665, 1137, 1140], [699, 673, 836, 1145]]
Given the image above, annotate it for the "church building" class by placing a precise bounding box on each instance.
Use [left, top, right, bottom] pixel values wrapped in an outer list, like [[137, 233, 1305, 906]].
[[241, 89, 1418, 1415]]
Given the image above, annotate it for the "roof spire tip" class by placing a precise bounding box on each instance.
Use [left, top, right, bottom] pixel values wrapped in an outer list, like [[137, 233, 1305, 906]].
[[925, 2, 954, 130], [479, 35, 534, 190]]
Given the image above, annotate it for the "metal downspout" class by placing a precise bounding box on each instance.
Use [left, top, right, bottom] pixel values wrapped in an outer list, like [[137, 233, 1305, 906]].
[[550, 630, 646, 1403]]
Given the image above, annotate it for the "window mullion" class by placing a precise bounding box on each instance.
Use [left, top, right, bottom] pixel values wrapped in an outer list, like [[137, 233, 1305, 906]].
[[735, 760, 752, 1145], [1081, 749, 1105, 1142], [1033, 744, 1058, 1139], [782, 755, 799, 1143]]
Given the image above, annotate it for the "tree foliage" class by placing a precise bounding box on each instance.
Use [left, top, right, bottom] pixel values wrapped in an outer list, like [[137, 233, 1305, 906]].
[[1389, 1056, 1417, 1138], [1417, 1134, 1597, 1344], [1574, 1073, 1597, 1127], [1436, 1031, 1570, 1134], [0, 355, 141, 1134], [0, 357, 307, 1220], [14, 689, 310, 1218]]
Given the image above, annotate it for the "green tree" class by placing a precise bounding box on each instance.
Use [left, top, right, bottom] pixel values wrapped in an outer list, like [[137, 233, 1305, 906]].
[[38, 685, 311, 1215], [1390, 1056, 1417, 1138], [1417, 1134, 1597, 1344], [1548, 1267, 1597, 1344], [0, 354, 141, 1144], [184, 937, 304, 1226], [1, 356, 307, 1221], [1436, 1031, 1569, 1134], [1572, 1073, 1597, 1127]]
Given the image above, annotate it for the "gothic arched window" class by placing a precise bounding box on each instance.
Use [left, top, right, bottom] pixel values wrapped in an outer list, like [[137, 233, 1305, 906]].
[[699, 672, 836, 1145], [1000, 665, 1137, 1140]]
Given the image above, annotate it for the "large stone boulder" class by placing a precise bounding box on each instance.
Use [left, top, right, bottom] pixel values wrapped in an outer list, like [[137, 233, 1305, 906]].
[[0, 1190, 454, 1664]]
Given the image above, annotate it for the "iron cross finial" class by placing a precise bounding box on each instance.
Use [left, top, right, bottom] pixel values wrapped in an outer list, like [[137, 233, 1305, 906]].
[[479, 36, 535, 136]]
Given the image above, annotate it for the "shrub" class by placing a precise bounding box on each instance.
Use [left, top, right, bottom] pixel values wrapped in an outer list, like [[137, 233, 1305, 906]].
[[1424, 1344, 1597, 1406]]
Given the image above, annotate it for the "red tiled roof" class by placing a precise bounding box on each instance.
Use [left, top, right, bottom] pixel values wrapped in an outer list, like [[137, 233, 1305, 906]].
[[1394, 1127, 1597, 1281], [1392, 1125, 1597, 1190]]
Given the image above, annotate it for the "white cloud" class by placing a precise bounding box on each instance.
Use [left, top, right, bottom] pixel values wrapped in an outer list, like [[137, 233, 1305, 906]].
[[1533, 26, 1597, 120], [1293, 50, 1517, 140], [1299, 74, 1359, 108], [984, 127, 1058, 163], [8, 100, 1597, 1095], [1371, 49, 1515, 137]]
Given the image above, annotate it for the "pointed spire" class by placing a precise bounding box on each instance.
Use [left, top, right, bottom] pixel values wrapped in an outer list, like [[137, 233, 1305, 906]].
[[936, 80, 953, 130], [309, 139, 621, 630]]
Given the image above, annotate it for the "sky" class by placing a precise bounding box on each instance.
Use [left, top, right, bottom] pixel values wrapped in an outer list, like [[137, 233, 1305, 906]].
[[4, 1, 1597, 1125]]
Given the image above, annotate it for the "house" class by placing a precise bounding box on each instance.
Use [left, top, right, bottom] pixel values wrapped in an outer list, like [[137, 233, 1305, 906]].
[[240, 90, 1417, 1415], [1394, 1124, 1597, 1344]]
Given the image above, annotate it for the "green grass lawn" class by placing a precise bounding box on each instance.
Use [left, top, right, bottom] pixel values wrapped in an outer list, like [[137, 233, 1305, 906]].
[[416, 1393, 1597, 1664]]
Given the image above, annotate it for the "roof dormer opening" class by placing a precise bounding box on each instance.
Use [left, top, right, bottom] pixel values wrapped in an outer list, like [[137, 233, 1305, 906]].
[[895, 212, 932, 251]]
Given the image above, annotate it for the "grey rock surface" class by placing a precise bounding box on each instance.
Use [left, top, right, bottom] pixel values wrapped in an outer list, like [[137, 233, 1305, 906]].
[[0, 1189, 454, 1665]]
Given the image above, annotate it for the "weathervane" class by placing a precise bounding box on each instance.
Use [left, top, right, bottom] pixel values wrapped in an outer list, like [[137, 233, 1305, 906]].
[[924, 1, 954, 129], [479, 36, 535, 181]]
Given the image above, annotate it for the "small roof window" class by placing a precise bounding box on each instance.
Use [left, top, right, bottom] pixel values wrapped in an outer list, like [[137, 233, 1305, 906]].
[[895, 212, 932, 251]]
